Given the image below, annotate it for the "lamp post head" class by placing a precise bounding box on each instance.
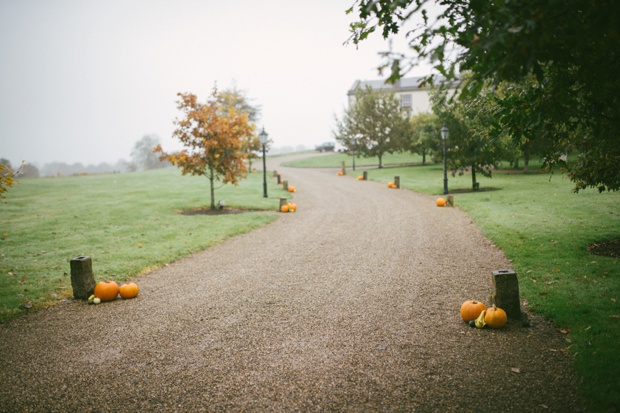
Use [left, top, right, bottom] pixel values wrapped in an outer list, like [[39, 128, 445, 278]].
[[441, 124, 449, 141], [259, 127, 268, 145]]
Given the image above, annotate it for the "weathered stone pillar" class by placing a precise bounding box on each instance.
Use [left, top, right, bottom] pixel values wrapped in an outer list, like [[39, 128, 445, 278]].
[[341, 161, 346, 175], [363, 171, 368, 180], [490, 269, 521, 320], [70, 256, 96, 300], [279, 197, 288, 212], [394, 176, 400, 189], [446, 195, 454, 207]]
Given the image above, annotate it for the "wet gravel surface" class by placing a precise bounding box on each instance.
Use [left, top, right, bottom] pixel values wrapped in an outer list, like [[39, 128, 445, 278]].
[[0, 155, 585, 412]]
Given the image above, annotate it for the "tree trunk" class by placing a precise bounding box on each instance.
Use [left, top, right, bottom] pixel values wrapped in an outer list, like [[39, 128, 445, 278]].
[[209, 163, 216, 210], [422, 152, 426, 165], [472, 164, 478, 191], [524, 152, 530, 173], [378, 152, 383, 168]]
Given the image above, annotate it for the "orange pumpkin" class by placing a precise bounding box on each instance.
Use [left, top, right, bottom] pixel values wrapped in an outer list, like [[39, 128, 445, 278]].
[[357, 176, 364, 180], [337, 171, 344, 176], [119, 282, 139, 299], [460, 300, 487, 322], [484, 305, 508, 328], [436, 198, 447, 207], [94, 280, 119, 302], [288, 203, 297, 212], [280, 204, 289, 213]]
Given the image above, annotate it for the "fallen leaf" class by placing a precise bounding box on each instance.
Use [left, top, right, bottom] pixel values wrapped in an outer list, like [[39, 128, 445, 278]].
[[539, 404, 549, 409], [611, 298, 617, 303], [610, 315, 620, 319], [559, 329, 569, 335], [511, 367, 521, 373]]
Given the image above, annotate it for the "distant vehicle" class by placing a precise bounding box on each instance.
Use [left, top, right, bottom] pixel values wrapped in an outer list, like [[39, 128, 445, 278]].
[[315, 142, 336, 152]]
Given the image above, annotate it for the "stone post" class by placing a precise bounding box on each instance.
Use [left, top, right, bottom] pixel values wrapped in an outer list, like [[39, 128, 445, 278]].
[[277, 174, 281, 184], [490, 269, 521, 320], [363, 171, 368, 181], [279, 197, 288, 212], [394, 176, 400, 189], [341, 161, 346, 175], [70, 256, 96, 300], [282, 180, 288, 191]]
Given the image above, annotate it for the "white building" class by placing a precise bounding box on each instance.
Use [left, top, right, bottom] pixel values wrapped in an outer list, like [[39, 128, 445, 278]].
[[347, 76, 457, 114]]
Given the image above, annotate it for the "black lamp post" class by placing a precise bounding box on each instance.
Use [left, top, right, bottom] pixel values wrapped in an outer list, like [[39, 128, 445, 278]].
[[259, 127, 268, 198], [441, 124, 449, 195]]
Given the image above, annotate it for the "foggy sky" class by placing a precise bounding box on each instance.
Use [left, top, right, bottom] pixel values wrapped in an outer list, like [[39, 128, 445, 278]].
[[0, 0, 424, 167]]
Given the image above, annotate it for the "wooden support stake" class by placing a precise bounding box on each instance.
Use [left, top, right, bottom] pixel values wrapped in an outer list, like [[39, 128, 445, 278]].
[[277, 174, 281, 184], [394, 176, 400, 189], [363, 171, 368, 181], [341, 161, 346, 175], [282, 180, 288, 191]]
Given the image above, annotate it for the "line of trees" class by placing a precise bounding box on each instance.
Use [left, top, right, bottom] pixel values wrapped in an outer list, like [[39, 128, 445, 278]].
[[345, 0, 620, 193], [333, 81, 574, 192]]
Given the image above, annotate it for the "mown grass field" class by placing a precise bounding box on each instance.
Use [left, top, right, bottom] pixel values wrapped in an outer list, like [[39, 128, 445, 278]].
[[0, 167, 290, 322], [286, 152, 620, 412]]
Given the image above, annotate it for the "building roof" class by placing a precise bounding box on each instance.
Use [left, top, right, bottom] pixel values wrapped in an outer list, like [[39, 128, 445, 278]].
[[347, 75, 457, 96]]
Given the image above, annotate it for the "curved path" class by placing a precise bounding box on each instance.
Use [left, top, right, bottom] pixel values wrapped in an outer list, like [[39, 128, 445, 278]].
[[0, 155, 584, 412]]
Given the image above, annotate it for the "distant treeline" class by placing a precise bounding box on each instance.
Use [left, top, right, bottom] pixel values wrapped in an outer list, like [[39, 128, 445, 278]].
[[0, 158, 167, 178]]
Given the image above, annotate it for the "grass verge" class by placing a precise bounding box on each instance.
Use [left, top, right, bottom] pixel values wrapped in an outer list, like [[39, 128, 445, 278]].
[[0, 167, 289, 322]]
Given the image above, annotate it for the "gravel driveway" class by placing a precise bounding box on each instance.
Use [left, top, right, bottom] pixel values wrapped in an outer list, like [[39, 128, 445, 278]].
[[0, 155, 584, 412]]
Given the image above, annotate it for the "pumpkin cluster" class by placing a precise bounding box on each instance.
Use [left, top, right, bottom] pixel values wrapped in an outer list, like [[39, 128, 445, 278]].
[[89, 280, 139, 304], [280, 202, 297, 213], [460, 300, 507, 329]]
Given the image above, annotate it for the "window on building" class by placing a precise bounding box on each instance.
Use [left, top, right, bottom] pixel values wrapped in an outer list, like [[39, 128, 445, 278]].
[[400, 93, 412, 109]]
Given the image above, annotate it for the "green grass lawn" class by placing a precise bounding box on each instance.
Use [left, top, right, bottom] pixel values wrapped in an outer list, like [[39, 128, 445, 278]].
[[0, 167, 290, 322], [281, 151, 425, 168], [338, 161, 619, 412]]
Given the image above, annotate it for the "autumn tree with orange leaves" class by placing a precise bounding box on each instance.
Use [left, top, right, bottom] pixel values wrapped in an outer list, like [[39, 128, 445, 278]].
[[154, 87, 254, 210]]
